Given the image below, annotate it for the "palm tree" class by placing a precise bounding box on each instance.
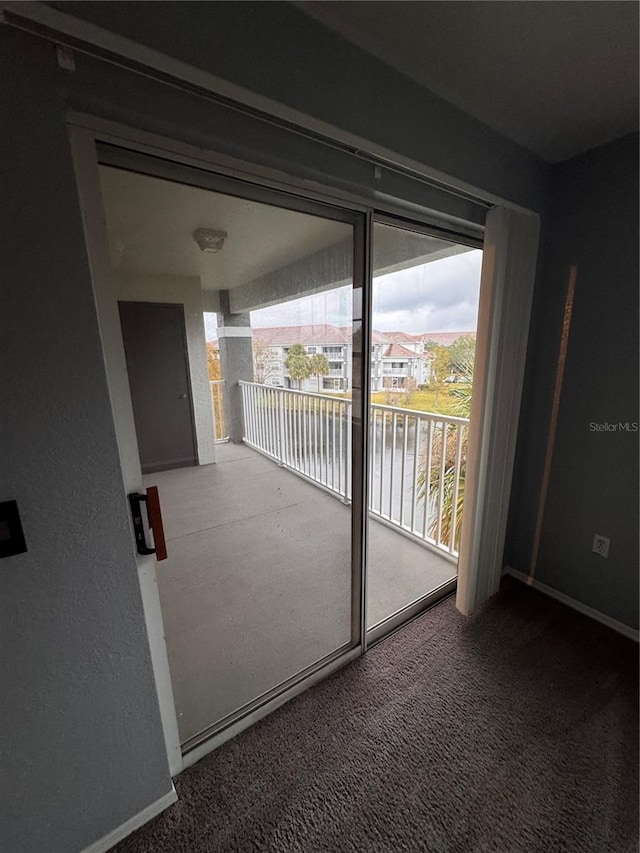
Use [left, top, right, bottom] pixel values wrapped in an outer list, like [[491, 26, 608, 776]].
[[418, 359, 473, 551], [417, 425, 468, 550], [309, 353, 329, 391], [285, 344, 311, 389]]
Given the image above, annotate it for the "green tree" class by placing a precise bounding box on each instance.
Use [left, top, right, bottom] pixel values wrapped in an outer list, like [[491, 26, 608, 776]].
[[419, 337, 475, 552], [448, 334, 476, 377], [417, 424, 468, 552], [285, 344, 311, 389], [309, 353, 330, 391], [429, 346, 451, 407], [449, 370, 474, 418]]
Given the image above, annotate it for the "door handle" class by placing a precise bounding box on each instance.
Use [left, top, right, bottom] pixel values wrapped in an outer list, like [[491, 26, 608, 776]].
[[128, 486, 168, 561], [178, 393, 187, 399]]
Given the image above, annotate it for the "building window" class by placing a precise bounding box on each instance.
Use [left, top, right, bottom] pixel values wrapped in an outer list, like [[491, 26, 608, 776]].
[[323, 377, 343, 390]]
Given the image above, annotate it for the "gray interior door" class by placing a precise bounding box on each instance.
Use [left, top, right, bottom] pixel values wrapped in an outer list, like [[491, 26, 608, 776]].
[[119, 301, 198, 474]]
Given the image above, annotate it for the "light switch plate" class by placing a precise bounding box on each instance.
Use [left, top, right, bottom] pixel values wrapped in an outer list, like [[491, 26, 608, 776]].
[[0, 501, 27, 557]]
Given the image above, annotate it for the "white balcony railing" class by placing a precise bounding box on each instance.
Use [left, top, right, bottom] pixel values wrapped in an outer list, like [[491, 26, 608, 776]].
[[382, 367, 409, 376], [240, 382, 351, 498], [210, 380, 229, 442], [239, 382, 469, 558]]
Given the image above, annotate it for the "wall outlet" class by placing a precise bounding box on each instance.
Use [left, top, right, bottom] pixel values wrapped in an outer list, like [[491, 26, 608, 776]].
[[592, 534, 610, 558], [56, 45, 76, 71]]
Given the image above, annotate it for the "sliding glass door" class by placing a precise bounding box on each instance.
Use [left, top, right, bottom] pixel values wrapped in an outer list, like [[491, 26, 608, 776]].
[[90, 141, 485, 754], [366, 219, 483, 635], [97, 150, 365, 751]]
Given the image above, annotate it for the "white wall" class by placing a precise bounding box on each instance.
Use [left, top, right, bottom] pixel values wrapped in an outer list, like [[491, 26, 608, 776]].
[[116, 272, 216, 465]]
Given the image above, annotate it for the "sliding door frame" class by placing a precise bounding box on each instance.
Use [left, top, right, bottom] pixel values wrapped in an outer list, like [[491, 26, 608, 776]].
[[69, 112, 537, 776], [363, 212, 484, 645], [70, 118, 375, 773]]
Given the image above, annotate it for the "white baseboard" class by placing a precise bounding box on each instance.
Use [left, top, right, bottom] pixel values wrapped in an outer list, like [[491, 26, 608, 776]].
[[81, 787, 178, 853], [504, 567, 639, 642]]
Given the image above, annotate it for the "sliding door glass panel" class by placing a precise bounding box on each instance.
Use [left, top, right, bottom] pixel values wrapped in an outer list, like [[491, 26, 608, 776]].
[[99, 163, 356, 748], [366, 221, 482, 631]]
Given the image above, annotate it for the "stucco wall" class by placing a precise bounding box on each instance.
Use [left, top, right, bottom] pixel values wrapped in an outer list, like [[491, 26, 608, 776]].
[[0, 31, 172, 853], [61, 0, 549, 212]]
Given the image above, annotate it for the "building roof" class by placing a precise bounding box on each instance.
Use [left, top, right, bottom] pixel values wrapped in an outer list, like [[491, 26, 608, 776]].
[[371, 330, 393, 344], [383, 342, 427, 360], [381, 331, 417, 343], [208, 326, 473, 351], [252, 324, 351, 347], [421, 331, 476, 347]]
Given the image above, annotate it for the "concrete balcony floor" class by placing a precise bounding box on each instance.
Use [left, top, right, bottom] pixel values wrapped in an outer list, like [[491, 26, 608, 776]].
[[146, 442, 456, 745]]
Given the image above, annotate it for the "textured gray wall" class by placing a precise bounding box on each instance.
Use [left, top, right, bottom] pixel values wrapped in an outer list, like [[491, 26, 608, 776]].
[[0, 3, 572, 849], [59, 0, 549, 212], [506, 134, 639, 628], [0, 32, 171, 853]]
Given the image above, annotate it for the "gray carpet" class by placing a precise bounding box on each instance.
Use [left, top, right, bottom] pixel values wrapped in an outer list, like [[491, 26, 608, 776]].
[[114, 578, 639, 853]]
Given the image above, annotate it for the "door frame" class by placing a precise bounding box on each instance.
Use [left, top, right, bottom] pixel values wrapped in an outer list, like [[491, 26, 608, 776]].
[[70, 118, 370, 773], [69, 113, 539, 775]]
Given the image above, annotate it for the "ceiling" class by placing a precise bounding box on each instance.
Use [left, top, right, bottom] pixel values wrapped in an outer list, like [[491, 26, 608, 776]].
[[297, 1, 639, 163], [99, 166, 350, 290]]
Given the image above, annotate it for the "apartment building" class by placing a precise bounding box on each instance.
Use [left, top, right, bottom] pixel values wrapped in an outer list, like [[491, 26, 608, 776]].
[[212, 325, 436, 392], [253, 324, 351, 392]]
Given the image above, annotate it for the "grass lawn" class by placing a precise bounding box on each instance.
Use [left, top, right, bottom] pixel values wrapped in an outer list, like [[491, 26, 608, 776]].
[[370, 386, 470, 417]]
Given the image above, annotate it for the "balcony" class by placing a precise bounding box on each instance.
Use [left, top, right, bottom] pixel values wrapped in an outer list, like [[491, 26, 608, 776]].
[[239, 382, 468, 559], [153, 382, 466, 745], [150, 438, 458, 745]]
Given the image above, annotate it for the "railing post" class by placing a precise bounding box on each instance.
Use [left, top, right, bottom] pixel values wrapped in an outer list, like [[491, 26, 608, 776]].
[[343, 399, 351, 504], [239, 381, 248, 444], [277, 389, 286, 467]]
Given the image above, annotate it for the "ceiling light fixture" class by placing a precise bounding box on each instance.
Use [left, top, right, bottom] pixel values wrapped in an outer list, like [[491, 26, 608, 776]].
[[193, 228, 227, 254]]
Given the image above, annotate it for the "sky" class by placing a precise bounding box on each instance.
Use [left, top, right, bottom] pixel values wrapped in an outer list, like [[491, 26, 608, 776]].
[[204, 248, 482, 341]]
